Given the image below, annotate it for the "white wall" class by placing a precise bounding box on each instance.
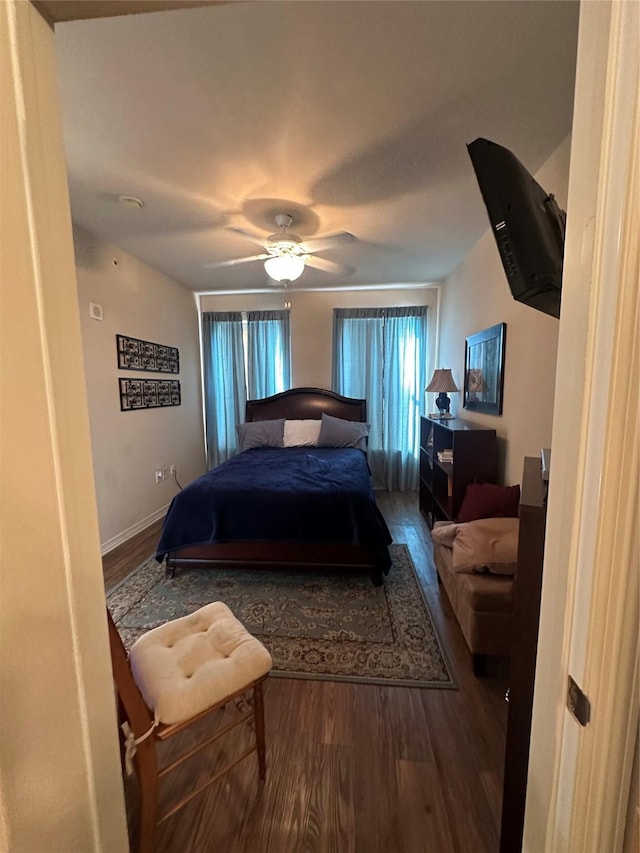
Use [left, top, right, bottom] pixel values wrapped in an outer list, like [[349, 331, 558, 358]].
[[200, 285, 440, 390], [525, 1, 640, 848], [75, 226, 206, 551], [438, 136, 571, 485], [1, 3, 128, 847]]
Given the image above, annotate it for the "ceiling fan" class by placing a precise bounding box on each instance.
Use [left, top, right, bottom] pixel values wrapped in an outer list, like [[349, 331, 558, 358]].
[[205, 214, 356, 285]]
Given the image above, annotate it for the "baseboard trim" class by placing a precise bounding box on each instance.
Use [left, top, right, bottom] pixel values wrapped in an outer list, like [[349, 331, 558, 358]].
[[100, 505, 169, 556]]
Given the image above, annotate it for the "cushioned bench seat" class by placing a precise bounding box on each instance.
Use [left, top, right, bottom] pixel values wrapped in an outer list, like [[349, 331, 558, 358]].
[[432, 517, 517, 673]]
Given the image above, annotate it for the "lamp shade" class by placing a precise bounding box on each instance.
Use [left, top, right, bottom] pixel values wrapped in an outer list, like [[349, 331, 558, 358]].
[[425, 369, 459, 393], [264, 254, 305, 284]]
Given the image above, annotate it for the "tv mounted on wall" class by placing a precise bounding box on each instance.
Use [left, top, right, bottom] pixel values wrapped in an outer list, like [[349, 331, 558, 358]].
[[466, 137, 566, 319]]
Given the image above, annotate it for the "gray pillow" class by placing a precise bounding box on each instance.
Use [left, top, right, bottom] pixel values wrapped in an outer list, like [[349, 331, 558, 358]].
[[236, 418, 285, 452], [316, 413, 370, 451]]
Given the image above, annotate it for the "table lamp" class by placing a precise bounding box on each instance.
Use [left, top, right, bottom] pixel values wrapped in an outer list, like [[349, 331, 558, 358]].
[[426, 369, 459, 418]]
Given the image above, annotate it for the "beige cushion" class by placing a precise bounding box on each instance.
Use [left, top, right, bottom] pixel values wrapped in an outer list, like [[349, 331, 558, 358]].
[[432, 517, 519, 575], [431, 521, 458, 546], [129, 602, 273, 725]]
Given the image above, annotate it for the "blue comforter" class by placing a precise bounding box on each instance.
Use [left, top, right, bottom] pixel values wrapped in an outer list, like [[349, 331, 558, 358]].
[[155, 447, 392, 565]]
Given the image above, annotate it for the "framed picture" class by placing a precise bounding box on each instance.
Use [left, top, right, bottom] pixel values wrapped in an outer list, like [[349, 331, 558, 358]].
[[116, 334, 179, 374], [119, 378, 181, 411], [463, 322, 506, 415]]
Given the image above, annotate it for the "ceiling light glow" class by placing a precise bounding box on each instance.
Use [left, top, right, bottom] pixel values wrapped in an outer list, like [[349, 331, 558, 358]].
[[264, 254, 306, 283]]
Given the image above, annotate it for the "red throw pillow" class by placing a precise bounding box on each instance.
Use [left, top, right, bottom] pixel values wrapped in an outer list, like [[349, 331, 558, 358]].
[[457, 482, 521, 523]]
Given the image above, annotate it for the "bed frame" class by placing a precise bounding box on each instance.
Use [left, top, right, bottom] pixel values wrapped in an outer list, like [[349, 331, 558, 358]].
[[165, 387, 390, 585]]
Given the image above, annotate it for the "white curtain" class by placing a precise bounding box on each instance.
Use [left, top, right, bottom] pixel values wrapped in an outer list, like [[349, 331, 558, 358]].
[[332, 306, 428, 490], [202, 311, 245, 468], [246, 310, 291, 400], [202, 310, 291, 468]]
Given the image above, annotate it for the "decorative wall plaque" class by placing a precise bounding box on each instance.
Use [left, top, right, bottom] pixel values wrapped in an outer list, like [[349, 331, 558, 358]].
[[119, 378, 181, 411], [116, 334, 179, 374]]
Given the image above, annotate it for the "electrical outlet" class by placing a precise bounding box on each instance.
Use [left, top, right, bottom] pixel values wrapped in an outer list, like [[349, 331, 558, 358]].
[[162, 467, 169, 481], [155, 469, 163, 484], [169, 464, 175, 476]]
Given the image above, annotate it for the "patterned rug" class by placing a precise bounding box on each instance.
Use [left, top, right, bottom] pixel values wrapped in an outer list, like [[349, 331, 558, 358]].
[[107, 544, 455, 689]]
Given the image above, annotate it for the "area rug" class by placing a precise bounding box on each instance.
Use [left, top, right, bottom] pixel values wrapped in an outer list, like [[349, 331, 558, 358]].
[[107, 544, 455, 689]]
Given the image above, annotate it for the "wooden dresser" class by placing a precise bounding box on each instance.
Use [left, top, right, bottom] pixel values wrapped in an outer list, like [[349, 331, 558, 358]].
[[500, 456, 549, 852]]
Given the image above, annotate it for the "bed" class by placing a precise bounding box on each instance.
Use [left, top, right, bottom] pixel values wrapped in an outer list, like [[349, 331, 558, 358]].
[[156, 387, 393, 585]]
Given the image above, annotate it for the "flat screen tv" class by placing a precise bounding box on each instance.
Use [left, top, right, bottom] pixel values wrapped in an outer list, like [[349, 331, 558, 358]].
[[466, 137, 566, 319]]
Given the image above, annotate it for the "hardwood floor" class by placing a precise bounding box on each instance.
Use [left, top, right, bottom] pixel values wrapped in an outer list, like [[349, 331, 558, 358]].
[[103, 492, 509, 853], [103, 517, 165, 591]]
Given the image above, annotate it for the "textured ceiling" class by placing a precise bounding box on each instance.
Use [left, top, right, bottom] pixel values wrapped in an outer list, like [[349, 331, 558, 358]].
[[54, 1, 579, 293]]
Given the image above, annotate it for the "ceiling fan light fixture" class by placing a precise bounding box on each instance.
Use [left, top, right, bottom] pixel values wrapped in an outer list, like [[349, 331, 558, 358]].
[[264, 254, 306, 284]]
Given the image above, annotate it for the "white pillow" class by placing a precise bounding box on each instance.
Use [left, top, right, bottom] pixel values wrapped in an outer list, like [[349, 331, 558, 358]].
[[283, 419, 322, 447]]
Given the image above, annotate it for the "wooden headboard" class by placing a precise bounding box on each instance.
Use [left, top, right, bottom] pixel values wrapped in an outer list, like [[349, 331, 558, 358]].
[[245, 387, 366, 423]]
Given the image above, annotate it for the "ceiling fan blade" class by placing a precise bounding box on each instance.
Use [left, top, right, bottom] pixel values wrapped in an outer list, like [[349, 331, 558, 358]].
[[301, 231, 356, 253], [204, 253, 270, 269], [306, 256, 355, 276], [226, 227, 268, 248]]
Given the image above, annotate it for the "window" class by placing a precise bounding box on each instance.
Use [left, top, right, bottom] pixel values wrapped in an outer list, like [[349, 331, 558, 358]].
[[202, 310, 291, 467], [332, 306, 428, 490]]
